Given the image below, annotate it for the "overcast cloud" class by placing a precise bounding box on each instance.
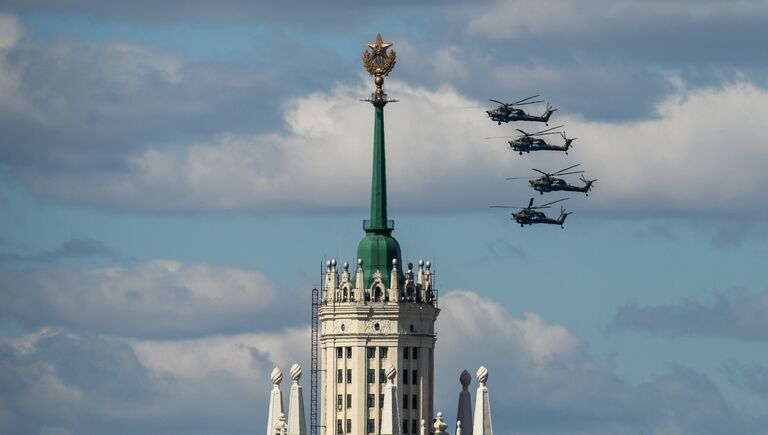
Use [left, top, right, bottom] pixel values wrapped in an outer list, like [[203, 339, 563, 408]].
[[2, 289, 765, 435], [610, 288, 768, 339]]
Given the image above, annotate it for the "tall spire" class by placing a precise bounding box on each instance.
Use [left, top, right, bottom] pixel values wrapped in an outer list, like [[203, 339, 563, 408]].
[[357, 34, 403, 288]]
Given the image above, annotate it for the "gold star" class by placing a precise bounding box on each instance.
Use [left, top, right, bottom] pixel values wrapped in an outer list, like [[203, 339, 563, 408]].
[[367, 34, 392, 51]]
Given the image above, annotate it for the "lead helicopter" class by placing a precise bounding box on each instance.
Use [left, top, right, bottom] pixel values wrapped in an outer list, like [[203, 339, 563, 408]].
[[487, 125, 576, 155], [486, 95, 557, 125], [506, 164, 597, 196], [490, 197, 572, 228]]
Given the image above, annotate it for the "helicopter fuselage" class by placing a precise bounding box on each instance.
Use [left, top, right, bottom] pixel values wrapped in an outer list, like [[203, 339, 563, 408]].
[[511, 209, 570, 228], [509, 138, 571, 155], [487, 107, 556, 125], [529, 176, 595, 195]]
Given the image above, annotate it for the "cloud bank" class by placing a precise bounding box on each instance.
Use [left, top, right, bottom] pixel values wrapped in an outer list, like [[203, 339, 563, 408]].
[[611, 288, 768, 339]]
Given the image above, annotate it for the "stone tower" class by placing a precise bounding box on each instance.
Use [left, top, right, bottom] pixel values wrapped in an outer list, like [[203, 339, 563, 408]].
[[318, 34, 440, 435]]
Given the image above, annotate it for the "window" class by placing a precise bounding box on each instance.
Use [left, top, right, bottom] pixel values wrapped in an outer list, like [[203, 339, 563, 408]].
[[402, 369, 409, 384], [337, 369, 343, 384], [403, 347, 409, 359], [403, 419, 409, 434], [367, 419, 375, 433], [379, 395, 384, 409], [367, 369, 375, 384], [379, 369, 386, 384], [367, 394, 375, 408], [346, 419, 352, 433], [412, 347, 418, 360], [337, 394, 343, 410], [337, 419, 343, 434], [346, 369, 352, 383], [346, 347, 352, 358], [367, 347, 375, 358], [412, 370, 418, 384], [402, 394, 408, 409], [412, 394, 418, 410], [337, 347, 343, 359], [346, 394, 352, 409], [380, 347, 388, 359], [412, 420, 418, 434]]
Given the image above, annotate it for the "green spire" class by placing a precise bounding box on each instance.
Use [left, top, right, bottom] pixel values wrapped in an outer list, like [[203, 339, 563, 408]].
[[357, 34, 403, 291], [369, 104, 388, 228], [357, 101, 403, 289]]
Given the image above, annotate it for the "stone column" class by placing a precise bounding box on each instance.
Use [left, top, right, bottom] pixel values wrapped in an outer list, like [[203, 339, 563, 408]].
[[456, 370, 473, 435], [471, 367, 492, 435], [267, 367, 285, 435], [287, 364, 306, 435]]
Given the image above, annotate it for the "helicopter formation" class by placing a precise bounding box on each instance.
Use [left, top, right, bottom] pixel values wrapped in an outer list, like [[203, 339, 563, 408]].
[[485, 97, 598, 228]]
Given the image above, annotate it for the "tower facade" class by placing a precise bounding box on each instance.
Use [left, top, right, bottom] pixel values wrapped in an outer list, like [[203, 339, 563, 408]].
[[318, 35, 440, 435]]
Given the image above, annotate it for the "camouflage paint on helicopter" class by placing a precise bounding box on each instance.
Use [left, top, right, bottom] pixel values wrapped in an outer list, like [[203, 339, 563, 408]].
[[486, 95, 557, 125], [490, 197, 572, 228], [507, 164, 597, 195]]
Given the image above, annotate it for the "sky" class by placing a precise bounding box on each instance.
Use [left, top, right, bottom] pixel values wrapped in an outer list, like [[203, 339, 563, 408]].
[[0, 1, 767, 434]]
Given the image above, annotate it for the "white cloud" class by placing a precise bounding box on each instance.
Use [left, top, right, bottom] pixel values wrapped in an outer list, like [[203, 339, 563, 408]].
[[19, 77, 768, 219], [1, 291, 765, 435], [434, 290, 765, 435], [464, 0, 768, 40], [0, 260, 299, 338]]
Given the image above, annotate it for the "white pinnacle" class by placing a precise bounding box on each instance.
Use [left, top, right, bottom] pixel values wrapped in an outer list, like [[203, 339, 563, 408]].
[[380, 360, 400, 435], [472, 366, 492, 435], [287, 363, 306, 435], [267, 367, 284, 435]]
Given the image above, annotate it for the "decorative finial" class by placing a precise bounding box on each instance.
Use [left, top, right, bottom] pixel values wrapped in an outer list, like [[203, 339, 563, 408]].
[[383, 360, 397, 382], [425, 260, 431, 270], [358, 258, 363, 266], [290, 363, 302, 382], [343, 262, 349, 271], [433, 412, 448, 434], [362, 34, 397, 102], [418, 259, 424, 268], [459, 369, 471, 388], [326, 260, 331, 269], [331, 259, 337, 267], [392, 258, 397, 266], [408, 262, 413, 272], [271, 367, 283, 385], [476, 366, 488, 386]]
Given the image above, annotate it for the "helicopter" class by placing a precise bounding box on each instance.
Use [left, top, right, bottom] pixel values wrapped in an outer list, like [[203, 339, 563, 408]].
[[490, 197, 572, 228], [492, 125, 576, 155], [486, 95, 557, 125], [506, 164, 597, 196]]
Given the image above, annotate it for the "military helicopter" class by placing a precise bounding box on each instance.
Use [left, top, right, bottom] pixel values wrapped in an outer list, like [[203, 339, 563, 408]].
[[506, 164, 597, 196], [486, 95, 557, 125], [490, 197, 572, 228], [490, 125, 576, 155]]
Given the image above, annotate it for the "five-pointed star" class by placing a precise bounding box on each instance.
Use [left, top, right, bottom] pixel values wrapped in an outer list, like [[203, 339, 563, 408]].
[[367, 34, 392, 51]]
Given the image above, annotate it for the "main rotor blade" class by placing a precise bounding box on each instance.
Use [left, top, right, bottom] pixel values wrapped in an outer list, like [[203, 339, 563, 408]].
[[512, 95, 540, 105], [532, 125, 565, 135], [556, 171, 585, 176], [528, 198, 535, 208], [514, 100, 544, 106], [538, 197, 570, 208], [489, 99, 509, 106], [484, 135, 516, 139], [532, 132, 562, 136], [554, 163, 581, 174], [489, 205, 524, 209], [516, 129, 530, 136], [531, 169, 548, 176], [505, 176, 530, 180]]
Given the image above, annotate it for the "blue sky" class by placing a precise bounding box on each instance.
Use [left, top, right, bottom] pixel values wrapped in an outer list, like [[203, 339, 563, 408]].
[[1, 2, 768, 434]]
